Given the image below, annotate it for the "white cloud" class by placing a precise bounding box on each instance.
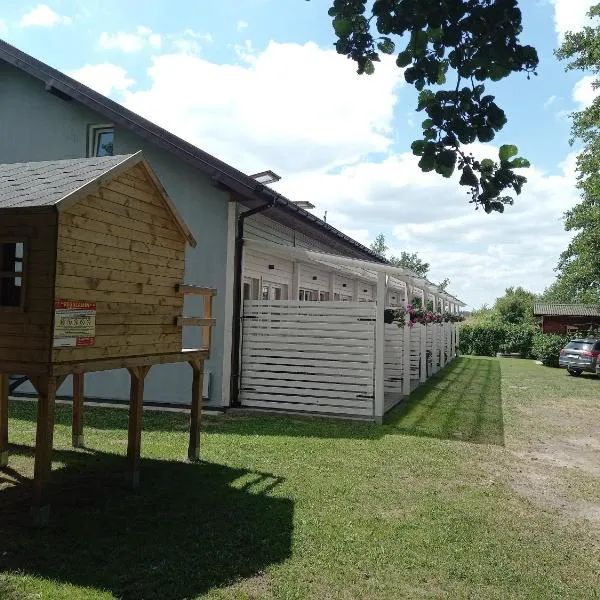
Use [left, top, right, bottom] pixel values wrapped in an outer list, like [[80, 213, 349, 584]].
[[544, 95, 557, 109], [67, 63, 135, 96], [99, 27, 162, 53], [272, 148, 580, 309], [572, 75, 599, 109], [553, 0, 597, 43], [168, 29, 212, 54], [236, 20, 249, 31], [20, 4, 71, 27], [122, 41, 403, 175]]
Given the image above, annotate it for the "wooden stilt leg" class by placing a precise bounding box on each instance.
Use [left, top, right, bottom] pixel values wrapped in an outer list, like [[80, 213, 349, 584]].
[[125, 366, 149, 488], [188, 360, 204, 462], [0, 373, 8, 469], [31, 375, 58, 526], [72, 373, 85, 448]]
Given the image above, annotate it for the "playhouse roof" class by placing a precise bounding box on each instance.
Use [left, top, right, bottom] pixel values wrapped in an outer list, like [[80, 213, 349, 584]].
[[533, 303, 600, 317], [0, 152, 196, 246]]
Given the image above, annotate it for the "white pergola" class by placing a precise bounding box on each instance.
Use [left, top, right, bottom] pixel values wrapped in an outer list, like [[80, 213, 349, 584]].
[[244, 239, 466, 423]]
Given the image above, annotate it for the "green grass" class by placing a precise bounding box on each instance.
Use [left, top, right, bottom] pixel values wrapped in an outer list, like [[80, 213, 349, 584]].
[[1, 357, 599, 599]]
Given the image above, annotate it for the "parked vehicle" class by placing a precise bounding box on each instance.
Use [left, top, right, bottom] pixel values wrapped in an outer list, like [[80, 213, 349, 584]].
[[558, 338, 600, 376]]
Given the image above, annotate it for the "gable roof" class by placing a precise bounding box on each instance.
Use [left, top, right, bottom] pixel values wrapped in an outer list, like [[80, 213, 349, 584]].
[[533, 303, 600, 317], [0, 151, 197, 246], [0, 38, 384, 263]]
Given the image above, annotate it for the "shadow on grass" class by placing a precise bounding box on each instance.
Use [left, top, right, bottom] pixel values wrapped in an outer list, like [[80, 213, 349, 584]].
[[385, 357, 504, 446], [0, 446, 293, 600]]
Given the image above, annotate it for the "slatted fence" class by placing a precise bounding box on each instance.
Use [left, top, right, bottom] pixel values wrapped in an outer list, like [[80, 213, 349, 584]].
[[240, 301, 376, 418]]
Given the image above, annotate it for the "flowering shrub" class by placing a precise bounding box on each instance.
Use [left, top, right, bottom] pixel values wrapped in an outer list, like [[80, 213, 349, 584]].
[[384, 305, 465, 328]]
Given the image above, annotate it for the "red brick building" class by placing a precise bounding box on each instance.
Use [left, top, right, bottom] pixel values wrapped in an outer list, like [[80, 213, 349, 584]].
[[533, 303, 600, 334]]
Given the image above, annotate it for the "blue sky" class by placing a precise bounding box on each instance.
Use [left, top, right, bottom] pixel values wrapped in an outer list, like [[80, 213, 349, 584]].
[[1, 1, 596, 307]]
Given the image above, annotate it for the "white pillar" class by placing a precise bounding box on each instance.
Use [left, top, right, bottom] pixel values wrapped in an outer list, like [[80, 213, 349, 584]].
[[292, 261, 299, 301], [374, 271, 387, 424], [419, 323, 427, 383], [432, 324, 439, 374], [402, 322, 412, 395]]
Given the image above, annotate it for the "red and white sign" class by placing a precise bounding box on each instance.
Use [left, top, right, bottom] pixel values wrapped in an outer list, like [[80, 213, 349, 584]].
[[53, 300, 97, 348]]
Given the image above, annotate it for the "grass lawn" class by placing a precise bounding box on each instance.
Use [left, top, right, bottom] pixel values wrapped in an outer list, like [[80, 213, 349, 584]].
[[1, 356, 599, 599]]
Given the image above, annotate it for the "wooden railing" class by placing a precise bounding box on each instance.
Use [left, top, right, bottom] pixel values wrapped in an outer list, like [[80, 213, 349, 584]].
[[176, 284, 217, 354]]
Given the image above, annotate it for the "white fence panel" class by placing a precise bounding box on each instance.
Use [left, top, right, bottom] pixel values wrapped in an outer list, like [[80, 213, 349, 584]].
[[384, 323, 404, 399], [240, 301, 376, 418]]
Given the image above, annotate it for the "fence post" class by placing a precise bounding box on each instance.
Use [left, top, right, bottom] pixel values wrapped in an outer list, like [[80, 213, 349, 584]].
[[432, 324, 439, 374], [374, 271, 386, 425], [420, 323, 426, 383], [402, 322, 411, 396]]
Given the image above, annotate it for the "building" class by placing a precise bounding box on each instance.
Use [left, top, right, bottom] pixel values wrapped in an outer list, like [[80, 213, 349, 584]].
[[533, 303, 600, 334], [0, 39, 464, 413]]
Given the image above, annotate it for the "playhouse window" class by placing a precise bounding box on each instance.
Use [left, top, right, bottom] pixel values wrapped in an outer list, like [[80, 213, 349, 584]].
[[88, 125, 114, 157], [0, 241, 25, 309]]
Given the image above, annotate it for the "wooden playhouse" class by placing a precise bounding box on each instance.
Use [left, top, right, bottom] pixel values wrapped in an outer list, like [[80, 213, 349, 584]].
[[0, 151, 215, 524]]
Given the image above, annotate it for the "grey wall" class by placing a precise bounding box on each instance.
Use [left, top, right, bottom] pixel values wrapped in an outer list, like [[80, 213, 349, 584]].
[[0, 62, 230, 406]]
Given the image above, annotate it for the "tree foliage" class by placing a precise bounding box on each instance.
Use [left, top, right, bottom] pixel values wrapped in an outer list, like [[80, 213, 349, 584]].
[[370, 233, 389, 257], [389, 251, 430, 277], [549, 4, 600, 304], [493, 286, 536, 325], [320, 0, 538, 213]]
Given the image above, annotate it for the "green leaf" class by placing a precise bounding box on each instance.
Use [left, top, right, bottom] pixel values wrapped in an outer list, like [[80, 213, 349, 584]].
[[377, 38, 395, 54], [459, 166, 478, 187], [417, 89, 435, 111], [499, 144, 518, 162], [418, 154, 435, 172], [396, 50, 412, 68], [363, 59, 375, 75], [480, 159, 495, 174], [333, 17, 352, 38], [477, 125, 495, 143], [422, 118, 433, 129], [509, 157, 531, 169], [411, 140, 426, 156], [327, 7, 338, 17]]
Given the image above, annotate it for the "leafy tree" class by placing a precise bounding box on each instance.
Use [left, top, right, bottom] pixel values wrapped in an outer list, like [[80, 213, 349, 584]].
[[389, 251, 430, 277], [319, 0, 538, 213], [493, 286, 537, 325], [370, 233, 389, 257], [438, 277, 450, 292], [551, 3, 600, 304]]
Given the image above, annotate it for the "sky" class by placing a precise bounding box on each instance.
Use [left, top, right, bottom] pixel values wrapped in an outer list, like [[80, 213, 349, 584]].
[[0, 0, 597, 308]]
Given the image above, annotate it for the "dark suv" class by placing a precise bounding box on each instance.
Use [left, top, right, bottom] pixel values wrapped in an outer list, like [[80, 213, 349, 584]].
[[559, 338, 600, 376]]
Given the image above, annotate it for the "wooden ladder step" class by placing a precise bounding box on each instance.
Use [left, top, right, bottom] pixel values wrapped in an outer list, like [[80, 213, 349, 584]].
[[177, 284, 217, 296], [175, 317, 216, 327]]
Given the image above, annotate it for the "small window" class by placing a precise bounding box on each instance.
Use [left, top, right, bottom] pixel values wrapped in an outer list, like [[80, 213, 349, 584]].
[[243, 277, 260, 300], [0, 241, 26, 309], [319, 291, 330, 302], [88, 124, 114, 157]]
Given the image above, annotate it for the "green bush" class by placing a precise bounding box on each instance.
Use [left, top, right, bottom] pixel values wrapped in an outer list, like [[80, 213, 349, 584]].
[[459, 324, 506, 356], [501, 324, 536, 358], [459, 323, 536, 358], [531, 333, 571, 367]]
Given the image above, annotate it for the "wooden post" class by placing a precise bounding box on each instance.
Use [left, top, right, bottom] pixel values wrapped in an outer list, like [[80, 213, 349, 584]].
[[402, 322, 411, 396], [419, 324, 427, 383], [0, 373, 8, 468], [203, 294, 214, 354], [432, 324, 439, 374], [125, 366, 150, 488], [72, 373, 85, 448], [188, 359, 204, 461], [374, 271, 386, 424], [30, 375, 60, 526]]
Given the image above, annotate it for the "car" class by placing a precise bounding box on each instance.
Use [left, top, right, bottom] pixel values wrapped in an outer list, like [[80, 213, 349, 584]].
[[559, 338, 600, 376]]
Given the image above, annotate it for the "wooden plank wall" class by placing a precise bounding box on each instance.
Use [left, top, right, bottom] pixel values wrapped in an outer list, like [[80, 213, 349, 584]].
[[383, 323, 404, 399], [0, 210, 57, 363], [52, 164, 186, 362], [240, 301, 376, 418]]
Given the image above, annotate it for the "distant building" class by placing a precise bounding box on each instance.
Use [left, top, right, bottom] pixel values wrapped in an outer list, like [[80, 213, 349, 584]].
[[533, 303, 600, 334]]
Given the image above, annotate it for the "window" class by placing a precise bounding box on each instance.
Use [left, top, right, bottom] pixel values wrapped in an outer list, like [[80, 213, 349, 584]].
[[243, 277, 260, 300], [0, 241, 25, 309], [299, 288, 317, 301], [88, 124, 114, 157], [319, 291, 330, 302]]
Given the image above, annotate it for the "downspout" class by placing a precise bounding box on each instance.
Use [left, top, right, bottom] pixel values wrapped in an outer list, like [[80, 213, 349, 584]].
[[229, 199, 276, 407]]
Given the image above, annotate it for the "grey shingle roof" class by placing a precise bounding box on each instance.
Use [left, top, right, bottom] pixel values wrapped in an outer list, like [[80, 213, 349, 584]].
[[0, 154, 134, 209], [533, 303, 600, 317]]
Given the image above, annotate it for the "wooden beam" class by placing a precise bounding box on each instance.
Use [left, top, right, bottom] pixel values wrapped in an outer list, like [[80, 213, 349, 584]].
[[187, 359, 204, 462], [175, 317, 215, 328], [203, 295, 213, 353], [31, 375, 58, 526], [177, 284, 217, 296], [0, 373, 8, 469], [72, 373, 85, 448], [125, 365, 150, 488]]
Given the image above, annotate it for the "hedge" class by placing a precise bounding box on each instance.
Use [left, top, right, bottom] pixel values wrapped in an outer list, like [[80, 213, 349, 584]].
[[459, 323, 536, 358]]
